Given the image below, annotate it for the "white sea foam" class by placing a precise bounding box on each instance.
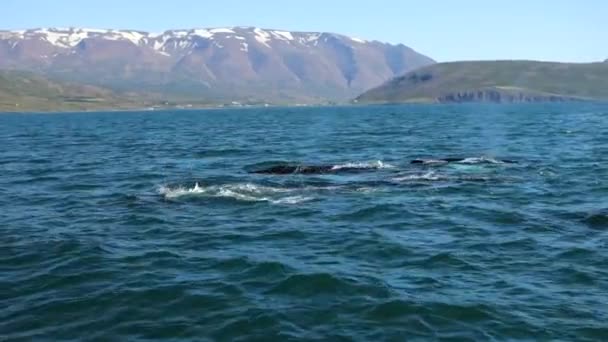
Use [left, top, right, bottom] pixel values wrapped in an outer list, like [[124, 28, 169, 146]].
[[158, 182, 207, 198], [331, 160, 395, 170], [392, 172, 494, 182], [420, 159, 449, 165], [459, 157, 504, 164], [271, 196, 313, 204], [354, 187, 382, 193], [393, 171, 444, 181], [159, 182, 309, 204]]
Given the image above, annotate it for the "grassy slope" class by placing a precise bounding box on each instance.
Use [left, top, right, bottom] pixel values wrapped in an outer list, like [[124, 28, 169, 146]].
[[0, 70, 155, 112], [0, 70, 331, 112], [356, 60, 608, 103]]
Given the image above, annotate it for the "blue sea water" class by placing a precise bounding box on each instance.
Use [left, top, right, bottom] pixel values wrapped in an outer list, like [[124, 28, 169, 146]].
[[1, 104, 607, 341]]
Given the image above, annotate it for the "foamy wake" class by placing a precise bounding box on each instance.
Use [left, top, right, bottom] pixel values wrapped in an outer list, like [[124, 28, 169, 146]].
[[330, 160, 395, 170], [393, 171, 493, 182], [458, 157, 505, 164], [393, 171, 445, 181], [418, 159, 449, 165], [158, 182, 313, 204]]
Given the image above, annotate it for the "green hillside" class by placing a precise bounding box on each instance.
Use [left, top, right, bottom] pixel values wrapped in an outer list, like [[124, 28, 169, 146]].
[[0, 70, 165, 112], [356, 60, 608, 103], [0, 70, 325, 112]]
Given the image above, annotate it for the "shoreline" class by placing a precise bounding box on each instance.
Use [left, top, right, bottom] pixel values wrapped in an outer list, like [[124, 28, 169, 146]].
[[1, 99, 606, 115]]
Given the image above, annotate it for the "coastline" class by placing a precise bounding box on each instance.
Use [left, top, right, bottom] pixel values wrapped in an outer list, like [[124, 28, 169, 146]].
[[3, 99, 606, 115]]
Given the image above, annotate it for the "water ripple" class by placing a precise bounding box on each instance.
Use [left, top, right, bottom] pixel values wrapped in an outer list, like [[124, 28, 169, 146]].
[[1, 104, 608, 340]]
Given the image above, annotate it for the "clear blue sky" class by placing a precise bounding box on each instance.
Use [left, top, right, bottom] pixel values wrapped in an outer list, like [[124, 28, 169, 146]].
[[3, 0, 606, 62]]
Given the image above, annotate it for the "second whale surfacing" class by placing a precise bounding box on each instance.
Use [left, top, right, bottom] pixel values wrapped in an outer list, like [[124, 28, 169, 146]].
[[249, 161, 393, 175], [410, 157, 518, 165], [249, 158, 517, 175], [250, 165, 336, 175]]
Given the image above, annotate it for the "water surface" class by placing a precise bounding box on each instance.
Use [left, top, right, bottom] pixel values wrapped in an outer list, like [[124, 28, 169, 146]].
[[1, 104, 607, 341]]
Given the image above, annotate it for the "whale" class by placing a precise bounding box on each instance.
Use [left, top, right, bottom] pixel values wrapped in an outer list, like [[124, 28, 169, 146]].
[[250, 158, 517, 175], [250, 165, 335, 175], [250, 164, 385, 175]]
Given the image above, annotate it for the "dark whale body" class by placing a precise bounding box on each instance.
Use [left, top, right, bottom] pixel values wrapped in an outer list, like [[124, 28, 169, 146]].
[[250, 158, 518, 175], [251, 165, 335, 175], [250, 164, 386, 175]]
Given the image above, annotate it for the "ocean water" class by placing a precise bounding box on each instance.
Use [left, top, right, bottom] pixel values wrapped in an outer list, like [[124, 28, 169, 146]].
[[1, 104, 607, 341]]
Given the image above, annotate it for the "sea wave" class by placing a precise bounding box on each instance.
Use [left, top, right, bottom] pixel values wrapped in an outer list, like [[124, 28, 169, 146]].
[[158, 182, 312, 204], [271, 195, 315, 204], [458, 157, 506, 164], [412, 156, 515, 166], [331, 160, 395, 170], [392, 171, 495, 182], [393, 171, 445, 181], [414, 159, 450, 165]]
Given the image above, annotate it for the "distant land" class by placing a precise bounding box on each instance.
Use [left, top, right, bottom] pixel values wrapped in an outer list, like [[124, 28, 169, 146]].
[[0, 70, 274, 112], [355, 61, 608, 104], [2, 27, 606, 112], [0, 27, 434, 108], [0, 70, 141, 112]]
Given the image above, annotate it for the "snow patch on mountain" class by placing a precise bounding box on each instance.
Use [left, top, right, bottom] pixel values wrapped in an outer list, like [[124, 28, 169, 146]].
[[0, 31, 22, 39], [34, 28, 86, 48], [169, 30, 189, 38], [6, 28, 152, 48], [78, 28, 108, 34], [1, 27, 386, 57], [302, 33, 321, 45], [253, 28, 271, 47], [108, 30, 147, 45], [192, 29, 213, 39], [272, 30, 294, 41], [209, 28, 236, 34]]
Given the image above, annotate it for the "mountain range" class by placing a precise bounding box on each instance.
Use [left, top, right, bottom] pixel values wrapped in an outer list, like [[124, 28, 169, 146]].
[[0, 27, 435, 104]]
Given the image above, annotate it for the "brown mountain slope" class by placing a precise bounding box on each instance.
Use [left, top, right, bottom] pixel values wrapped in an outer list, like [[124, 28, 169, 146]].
[[0, 27, 435, 103]]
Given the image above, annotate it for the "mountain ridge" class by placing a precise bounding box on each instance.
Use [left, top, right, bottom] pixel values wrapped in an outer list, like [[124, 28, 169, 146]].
[[0, 27, 392, 49], [0, 26, 435, 103]]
